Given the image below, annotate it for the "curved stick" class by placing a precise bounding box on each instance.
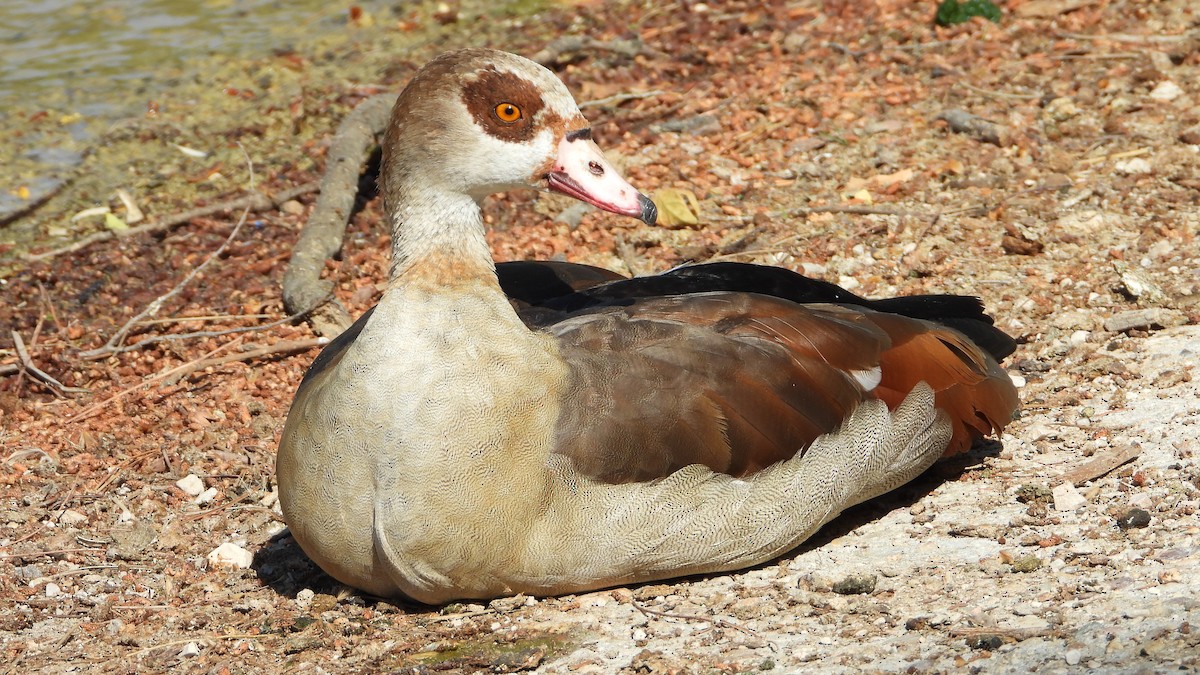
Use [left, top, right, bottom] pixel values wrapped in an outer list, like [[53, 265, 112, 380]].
[[281, 93, 396, 337]]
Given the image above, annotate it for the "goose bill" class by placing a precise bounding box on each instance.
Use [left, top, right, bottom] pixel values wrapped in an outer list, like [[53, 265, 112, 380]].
[[547, 135, 657, 225]]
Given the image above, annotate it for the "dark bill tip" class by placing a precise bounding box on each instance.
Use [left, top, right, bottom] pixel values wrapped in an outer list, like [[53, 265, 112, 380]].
[[637, 193, 658, 226]]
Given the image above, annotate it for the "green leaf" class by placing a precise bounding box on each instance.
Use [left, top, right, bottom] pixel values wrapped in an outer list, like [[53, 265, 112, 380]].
[[104, 212, 130, 232], [935, 0, 1002, 26]]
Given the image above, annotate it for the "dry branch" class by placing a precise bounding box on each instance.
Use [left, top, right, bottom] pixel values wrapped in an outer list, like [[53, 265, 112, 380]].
[[282, 93, 396, 338], [24, 182, 319, 263], [80, 305, 326, 361], [1061, 445, 1142, 486], [633, 600, 773, 648], [11, 330, 88, 396], [80, 206, 254, 358], [67, 338, 324, 424]]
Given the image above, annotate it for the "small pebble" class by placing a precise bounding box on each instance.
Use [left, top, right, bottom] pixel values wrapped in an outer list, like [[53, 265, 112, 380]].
[[1010, 555, 1043, 573], [194, 486, 219, 505], [178, 642, 201, 658], [207, 542, 253, 569], [280, 199, 306, 216], [1148, 80, 1182, 102], [1117, 508, 1152, 530], [1103, 308, 1186, 333], [1127, 493, 1153, 509], [1114, 157, 1152, 175], [1052, 482, 1087, 511], [489, 594, 529, 613], [832, 574, 877, 595], [1065, 648, 1082, 665], [968, 634, 1004, 650], [15, 564, 43, 582], [45, 582, 62, 597], [58, 509, 88, 526], [295, 588, 315, 610], [1012, 602, 1041, 616], [800, 262, 827, 277], [555, 202, 593, 229], [175, 474, 205, 497]]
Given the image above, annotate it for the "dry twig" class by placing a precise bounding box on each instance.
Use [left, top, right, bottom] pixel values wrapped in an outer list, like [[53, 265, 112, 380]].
[[792, 204, 926, 218], [633, 600, 776, 651], [956, 81, 1043, 100], [1061, 445, 1142, 486], [67, 338, 240, 424], [68, 337, 323, 425], [80, 207, 253, 358], [579, 90, 666, 109], [11, 330, 88, 395], [80, 304, 326, 361], [24, 182, 318, 263], [1057, 31, 1197, 44]]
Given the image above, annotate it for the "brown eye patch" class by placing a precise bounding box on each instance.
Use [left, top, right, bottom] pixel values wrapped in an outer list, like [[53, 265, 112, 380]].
[[461, 67, 546, 142]]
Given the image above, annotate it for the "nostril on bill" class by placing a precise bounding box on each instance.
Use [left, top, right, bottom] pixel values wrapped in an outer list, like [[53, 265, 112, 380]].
[[588, 161, 604, 176]]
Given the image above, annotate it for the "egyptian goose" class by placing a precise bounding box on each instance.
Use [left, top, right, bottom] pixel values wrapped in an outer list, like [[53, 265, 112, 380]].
[[276, 49, 1019, 604]]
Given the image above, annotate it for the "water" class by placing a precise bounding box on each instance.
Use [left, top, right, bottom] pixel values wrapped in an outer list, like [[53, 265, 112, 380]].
[[0, 0, 371, 116], [0, 0, 391, 226]]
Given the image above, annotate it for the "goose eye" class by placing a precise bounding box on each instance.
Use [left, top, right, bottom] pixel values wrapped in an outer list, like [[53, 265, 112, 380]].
[[494, 102, 522, 123]]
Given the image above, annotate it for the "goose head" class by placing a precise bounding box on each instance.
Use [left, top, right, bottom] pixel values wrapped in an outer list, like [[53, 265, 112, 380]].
[[379, 49, 657, 225]]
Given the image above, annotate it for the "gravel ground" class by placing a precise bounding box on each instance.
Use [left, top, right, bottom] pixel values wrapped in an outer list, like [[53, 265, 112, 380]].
[[2, 0, 1199, 672]]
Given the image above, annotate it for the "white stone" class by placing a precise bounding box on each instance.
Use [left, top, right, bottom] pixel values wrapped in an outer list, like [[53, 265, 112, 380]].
[[207, 542, 253, 569], [1114, 158, 1152, 175], [1065, 648, 1083, 665], [178, 642, 201, 658], [1148, 80, 1183, 102], [194, 487, 219, 505], [1128, 493, 1153, 510], [175, 474, 205, 496], [59, 509, 88, 526], [1024, 421, 1056, 441], [295, 588, 315, 610], [800, 262, 827, 276], [44, 582, 61, 597], [1053, 482, 1087, 511]]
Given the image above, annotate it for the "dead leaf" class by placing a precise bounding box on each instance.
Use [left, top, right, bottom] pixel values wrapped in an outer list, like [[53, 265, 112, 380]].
[[653, 188, 701, 228]]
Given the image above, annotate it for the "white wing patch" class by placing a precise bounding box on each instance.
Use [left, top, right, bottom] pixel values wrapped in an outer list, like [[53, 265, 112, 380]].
[[850, 366, 882, 391]]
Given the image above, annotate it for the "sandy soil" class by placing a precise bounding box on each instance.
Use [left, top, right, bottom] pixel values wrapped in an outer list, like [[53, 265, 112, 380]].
[[2, 0, 1199, 672]]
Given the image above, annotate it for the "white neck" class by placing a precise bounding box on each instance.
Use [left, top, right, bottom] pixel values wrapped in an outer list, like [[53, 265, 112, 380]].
[[387, 181, 497, 285]]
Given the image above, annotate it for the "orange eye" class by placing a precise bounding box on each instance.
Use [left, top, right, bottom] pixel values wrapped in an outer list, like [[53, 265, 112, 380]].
[[494, 102, 522, 123]]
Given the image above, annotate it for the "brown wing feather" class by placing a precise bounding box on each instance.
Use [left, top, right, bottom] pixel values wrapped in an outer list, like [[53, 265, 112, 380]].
[[548, 292, 1018, 483], [865, 313, 1019, 454], [550, 293, 894, 483]]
